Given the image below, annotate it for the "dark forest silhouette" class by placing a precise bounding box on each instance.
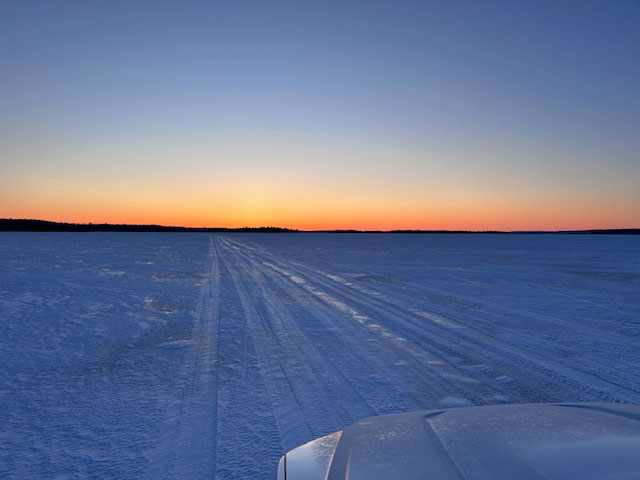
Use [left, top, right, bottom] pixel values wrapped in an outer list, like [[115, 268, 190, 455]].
[[0, 219, 295, 233], [1, 219, 638, 234]]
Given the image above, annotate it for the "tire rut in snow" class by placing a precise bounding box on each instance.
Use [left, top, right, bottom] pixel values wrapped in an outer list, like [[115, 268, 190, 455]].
[[221, 237, 519, 407], [148, 235, 640, 478], [217, 237, 482, 438], [143, 239, 221, 480], [209, 236, 283, 479], [221, 237, 640, 406], [218, 238, 379, 440]]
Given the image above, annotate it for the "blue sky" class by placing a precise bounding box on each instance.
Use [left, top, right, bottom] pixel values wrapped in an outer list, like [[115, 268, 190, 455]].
[[1, 0, 639, 229]]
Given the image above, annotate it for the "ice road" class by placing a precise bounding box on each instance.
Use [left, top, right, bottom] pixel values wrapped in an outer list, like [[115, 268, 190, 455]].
[[1, 233, 639, 478]]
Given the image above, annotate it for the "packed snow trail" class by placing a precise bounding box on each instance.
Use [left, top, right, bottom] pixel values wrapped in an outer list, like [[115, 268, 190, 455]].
[[1, 232, 639, 479], [212, 234, 640, 477], [143, 239, 221, 479]]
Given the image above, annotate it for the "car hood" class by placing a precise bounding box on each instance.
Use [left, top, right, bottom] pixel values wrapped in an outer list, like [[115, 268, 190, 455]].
[[283, 402, 640, 480]]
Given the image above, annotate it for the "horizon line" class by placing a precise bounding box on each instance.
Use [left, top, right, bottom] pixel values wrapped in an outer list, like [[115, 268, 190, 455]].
[[1, 218, 639, 235]]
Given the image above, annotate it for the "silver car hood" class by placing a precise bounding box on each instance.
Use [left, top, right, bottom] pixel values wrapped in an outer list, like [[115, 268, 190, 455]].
[[279, 402, 640, 480]]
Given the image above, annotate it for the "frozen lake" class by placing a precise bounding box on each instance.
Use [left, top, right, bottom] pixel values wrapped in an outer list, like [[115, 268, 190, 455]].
[[1, 232, 639, 478]]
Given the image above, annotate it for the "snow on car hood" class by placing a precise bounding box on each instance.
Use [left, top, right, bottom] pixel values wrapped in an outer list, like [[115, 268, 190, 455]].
[[285, 402, 640, 480]]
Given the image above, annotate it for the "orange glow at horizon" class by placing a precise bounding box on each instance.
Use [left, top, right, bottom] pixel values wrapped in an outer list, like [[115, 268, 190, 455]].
[[2, 143, 638, 232], [3, 193, 638, 232]]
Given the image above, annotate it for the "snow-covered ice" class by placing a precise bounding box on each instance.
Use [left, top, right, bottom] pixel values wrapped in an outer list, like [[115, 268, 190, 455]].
[[1, 232, 639, 478]]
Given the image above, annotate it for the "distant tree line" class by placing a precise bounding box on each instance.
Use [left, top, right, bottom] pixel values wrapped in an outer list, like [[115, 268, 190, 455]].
[[0, 219, 296, 233], [0, 219, 637, 234]]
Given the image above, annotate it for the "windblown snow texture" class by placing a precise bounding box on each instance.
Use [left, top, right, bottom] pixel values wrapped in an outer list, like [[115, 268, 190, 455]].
[[1, 233, 639, 478]]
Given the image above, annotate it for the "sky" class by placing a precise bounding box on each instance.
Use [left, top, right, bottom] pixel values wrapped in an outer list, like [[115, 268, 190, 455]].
[[1, 0, 639, 230]]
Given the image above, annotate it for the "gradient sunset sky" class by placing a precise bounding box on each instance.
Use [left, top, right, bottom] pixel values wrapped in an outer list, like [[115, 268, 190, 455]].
[[1, 1, 639, 230]]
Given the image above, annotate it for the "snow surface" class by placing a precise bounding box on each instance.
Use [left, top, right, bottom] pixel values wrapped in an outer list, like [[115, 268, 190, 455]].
[[1, 232, 639, 478]]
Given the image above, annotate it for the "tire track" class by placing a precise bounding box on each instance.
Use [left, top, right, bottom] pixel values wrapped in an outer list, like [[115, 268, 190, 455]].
[[211, 237, 282, 479], [222, 237, 522, 406], [145, 235, 640, 478], [222, 236, 640, 404], [144, 239, 221, 479], [217, 237, 316, 449], [219, 239, 385, 417]]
